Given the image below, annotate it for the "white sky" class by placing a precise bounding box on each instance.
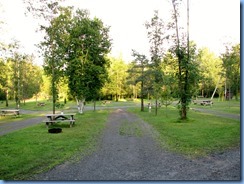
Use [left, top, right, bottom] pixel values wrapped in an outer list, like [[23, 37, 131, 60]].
[[0, 0, 240, 64]]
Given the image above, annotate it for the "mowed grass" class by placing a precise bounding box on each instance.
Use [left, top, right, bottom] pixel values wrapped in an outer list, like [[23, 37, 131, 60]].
[[129, 106, 240, 158], [190, 99, 240, 114], [0, 99, 240, 179], [0, 110, 109, 180]]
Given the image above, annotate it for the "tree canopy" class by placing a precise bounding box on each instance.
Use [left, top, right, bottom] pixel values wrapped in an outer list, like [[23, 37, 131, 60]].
[[40, 7, 112, 113]]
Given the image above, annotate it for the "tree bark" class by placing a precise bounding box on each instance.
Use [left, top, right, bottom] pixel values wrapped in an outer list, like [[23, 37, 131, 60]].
[[76, 97, 85, 114], [93, 100, 96, 111], [5, 89, 8, 107]]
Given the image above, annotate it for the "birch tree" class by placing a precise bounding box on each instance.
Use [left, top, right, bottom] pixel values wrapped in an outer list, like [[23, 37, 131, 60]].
[[64, 9, 111, 113]]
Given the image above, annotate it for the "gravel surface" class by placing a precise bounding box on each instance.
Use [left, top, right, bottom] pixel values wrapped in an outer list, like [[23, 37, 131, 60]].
[[0, 117, 45, 136], [191, 108, 240, 120], [32, 108, 240, 181]]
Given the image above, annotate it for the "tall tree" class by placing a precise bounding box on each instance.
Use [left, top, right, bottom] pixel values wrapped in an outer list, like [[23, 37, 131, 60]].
[[65, 9, 111, 113], [25, 0, 66, 114], [145, 10, 167, 115], [40, 7, 72, 114], [170, 0, 191, 120], [221, 43, 240, 100], [130, 50, 150, 111]]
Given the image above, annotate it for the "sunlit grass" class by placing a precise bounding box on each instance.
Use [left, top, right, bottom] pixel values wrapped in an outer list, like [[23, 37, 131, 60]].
[[0, 110, 109, 180], [189, 99, 240, 114], [129, 106, 240, 158]]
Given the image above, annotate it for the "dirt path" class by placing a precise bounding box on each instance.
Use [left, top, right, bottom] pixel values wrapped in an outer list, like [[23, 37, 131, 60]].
[[0, 117, 45, 136], [32, 109, 240, 180]]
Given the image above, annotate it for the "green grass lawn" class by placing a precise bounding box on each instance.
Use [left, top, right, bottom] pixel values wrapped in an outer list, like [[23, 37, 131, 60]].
[[129, 106, 240, 158], [0, 110, 109, 180], [0, 99, 240, 179], [190, 99, 240, 114]]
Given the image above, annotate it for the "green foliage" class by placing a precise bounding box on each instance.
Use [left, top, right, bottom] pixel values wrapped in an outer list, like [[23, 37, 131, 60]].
[[197, 47, 223, 97], [102, 56, 128, 101], [221, 43, 240, 100], [145, 10, 168, 115], [67, 9, 111, 101], [40, 6, 73, 113], [130, 50, 151, 111], [0, 42, 43, 107], [168, 0, 201, 119], [39, 7, 111, 113], [160, 85, 173, 107]]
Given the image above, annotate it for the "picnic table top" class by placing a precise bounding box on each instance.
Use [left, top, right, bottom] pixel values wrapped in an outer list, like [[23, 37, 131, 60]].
[[45, 113, 76, 117], [1, 109, 19, 112]]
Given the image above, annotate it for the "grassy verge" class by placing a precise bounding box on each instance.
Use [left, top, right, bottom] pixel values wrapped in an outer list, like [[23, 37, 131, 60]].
[[0, 110, 110, 180], [190, 99, 240, 114], [129, 106, 240, 158]]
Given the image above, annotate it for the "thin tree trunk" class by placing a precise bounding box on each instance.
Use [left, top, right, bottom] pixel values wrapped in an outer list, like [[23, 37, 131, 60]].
[[52, 64, 56, 114], [76, 97, 85, 114], [93, 100, 96, 111], [155, 99, 158, 115], [211, 77, 221, 100], [172, 0, 184, 119], [141, 81, 144, 111], [5, 89, 8, 107]]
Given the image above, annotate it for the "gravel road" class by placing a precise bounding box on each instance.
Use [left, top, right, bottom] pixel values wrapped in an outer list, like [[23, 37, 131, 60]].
[[32, 109, 240, 181], [0, 117, 45, 136], [191, 108, 240, 120]]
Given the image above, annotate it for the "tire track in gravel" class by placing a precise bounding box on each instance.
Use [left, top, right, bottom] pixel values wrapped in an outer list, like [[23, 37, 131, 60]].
[[32, 108, 240, 181]]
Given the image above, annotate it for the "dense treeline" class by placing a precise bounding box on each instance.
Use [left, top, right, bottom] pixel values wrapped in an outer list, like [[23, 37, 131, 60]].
[[0, 0, 240, 119], [0, 42, 239, 107], [101, 43, 240, 102], [0, 42, 43, 107]]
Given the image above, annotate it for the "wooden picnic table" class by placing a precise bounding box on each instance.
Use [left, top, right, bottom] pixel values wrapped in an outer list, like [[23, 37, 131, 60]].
[[0, 109, 20, 117], [200, 100, 213, 106], [193, 100, 213, 106], [44, 113, 76, 128]]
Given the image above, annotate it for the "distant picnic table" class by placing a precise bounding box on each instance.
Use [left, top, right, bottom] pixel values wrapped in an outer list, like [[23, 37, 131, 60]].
[[0, 109, 20, 117], [37, 102, 45, 106], [193, 100, 213, 106], [44, 113, 76, 128]]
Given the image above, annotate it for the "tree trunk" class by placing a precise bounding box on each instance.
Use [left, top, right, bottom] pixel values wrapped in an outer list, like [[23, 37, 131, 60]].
[[52, 62, 56, 114], [155, 99, 158, 115], [181, 103, 187, 119], [211, 77, 221, 100], [141, 81, 144, 111], [93, 100, 96, 111], [5, 89, 8, 107]]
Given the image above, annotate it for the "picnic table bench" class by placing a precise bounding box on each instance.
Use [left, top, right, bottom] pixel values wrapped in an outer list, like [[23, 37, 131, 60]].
[[44, 113, 76, 128], [0, 109, 20, 117]]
